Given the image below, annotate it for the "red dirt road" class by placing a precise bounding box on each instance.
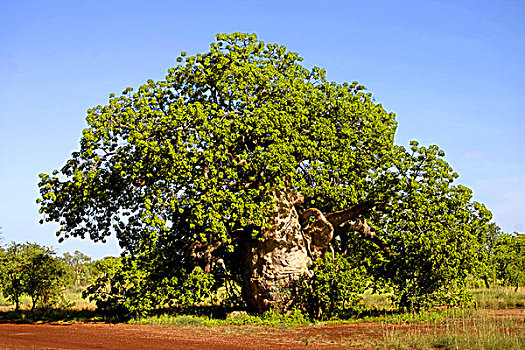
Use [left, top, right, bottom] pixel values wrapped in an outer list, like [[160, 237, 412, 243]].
[[1, 309, 523, 350], [0, 322, 369, 350]]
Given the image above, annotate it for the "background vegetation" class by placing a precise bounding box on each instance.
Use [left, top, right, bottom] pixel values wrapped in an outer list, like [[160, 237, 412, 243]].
[[0, 230, 523, 318], [0, 236, 523, 349]]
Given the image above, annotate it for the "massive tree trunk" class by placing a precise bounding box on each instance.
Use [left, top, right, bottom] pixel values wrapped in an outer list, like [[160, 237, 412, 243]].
[[239, 190, 384, 313], [239, 190, 311, 312]]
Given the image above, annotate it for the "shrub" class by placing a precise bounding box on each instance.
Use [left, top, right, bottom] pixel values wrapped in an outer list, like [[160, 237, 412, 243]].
[[294, 252, 368, 319]]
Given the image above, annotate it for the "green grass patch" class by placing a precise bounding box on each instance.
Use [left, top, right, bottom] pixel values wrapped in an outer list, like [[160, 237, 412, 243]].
[[130, 314, 219, 326], [362, 288, 393, 309], [472, 286, 525, 308], [131, 308, 310, 328]]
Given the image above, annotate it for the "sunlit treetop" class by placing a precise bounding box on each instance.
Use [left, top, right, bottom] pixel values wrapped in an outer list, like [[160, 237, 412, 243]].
[[38, 33, 397, 254]]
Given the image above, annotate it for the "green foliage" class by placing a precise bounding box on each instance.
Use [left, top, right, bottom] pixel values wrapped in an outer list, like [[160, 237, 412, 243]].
[[37, 32, 397, 313], [176, 266, 215, 306], [92, 256, 122, 276], [0, 242, 66, 310], [81, 256, 127, 317], [60, 250, 95, 288], [229, 308, 309, 327], [83, 256, 215, 319], [24, 250, 66, 310], [0, 244, 25, 310], [474, 228, 525, 290], [37, 31, 395, 252], [475, 223, 503, 287], [370, 143, 491, 309], [493, 233, 525, 289], [294, 253, 368, 319], [37, 32, 494, 314], [131, 308, 309, 327]]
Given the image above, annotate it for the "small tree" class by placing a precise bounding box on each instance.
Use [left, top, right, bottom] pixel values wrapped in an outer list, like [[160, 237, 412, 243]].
[[61, 250, 93, 288], [0, 243, 27, 311], [0, 242, 65, 310], [494, 233, 525, 291], [25, 249, 66, 310], [474, 223, 504, 288], [92, 256, 122, 278]]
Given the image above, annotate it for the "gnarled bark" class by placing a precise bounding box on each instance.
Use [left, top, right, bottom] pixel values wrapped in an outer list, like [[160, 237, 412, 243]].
[[239, 190, 310, 312], [239, 191, 385, 313]]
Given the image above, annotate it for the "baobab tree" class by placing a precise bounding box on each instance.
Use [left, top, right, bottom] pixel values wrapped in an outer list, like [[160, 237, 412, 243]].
[[38, 33, 491, 313]]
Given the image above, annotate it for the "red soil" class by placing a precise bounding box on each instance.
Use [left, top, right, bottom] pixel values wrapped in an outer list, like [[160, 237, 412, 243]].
[[0, 322, 381, 349], [0, 309, 522, 350]]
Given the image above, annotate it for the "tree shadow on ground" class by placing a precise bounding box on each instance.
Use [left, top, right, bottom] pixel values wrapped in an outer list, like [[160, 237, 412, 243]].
[[0, 308, 99, 324]]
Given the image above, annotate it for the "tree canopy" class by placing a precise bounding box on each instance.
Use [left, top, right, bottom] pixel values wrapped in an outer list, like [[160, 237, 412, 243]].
[[38, 33, 493, 315]]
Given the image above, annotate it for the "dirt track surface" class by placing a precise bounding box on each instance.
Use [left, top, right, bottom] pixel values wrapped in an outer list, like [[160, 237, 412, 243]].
[[0, 322, 378, 350], [1, 309, 523, 350]]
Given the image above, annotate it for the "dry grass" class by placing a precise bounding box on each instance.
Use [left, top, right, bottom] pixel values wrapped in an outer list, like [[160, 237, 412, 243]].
[[379, 308, 525, 350]]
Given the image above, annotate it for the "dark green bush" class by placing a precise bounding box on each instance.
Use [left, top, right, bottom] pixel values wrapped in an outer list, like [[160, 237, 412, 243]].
[[83, 256, 215, 320], [294, 252, 368, 319]]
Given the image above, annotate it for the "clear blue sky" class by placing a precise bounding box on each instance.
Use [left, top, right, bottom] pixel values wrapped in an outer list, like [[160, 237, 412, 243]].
[[1, 0, 523, 259]]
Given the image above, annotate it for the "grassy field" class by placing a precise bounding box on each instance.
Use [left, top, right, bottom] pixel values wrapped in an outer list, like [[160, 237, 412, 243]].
[[471, 286, 525, 308], [379, 308, 524, 350], [0, 291, 95, 312]]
